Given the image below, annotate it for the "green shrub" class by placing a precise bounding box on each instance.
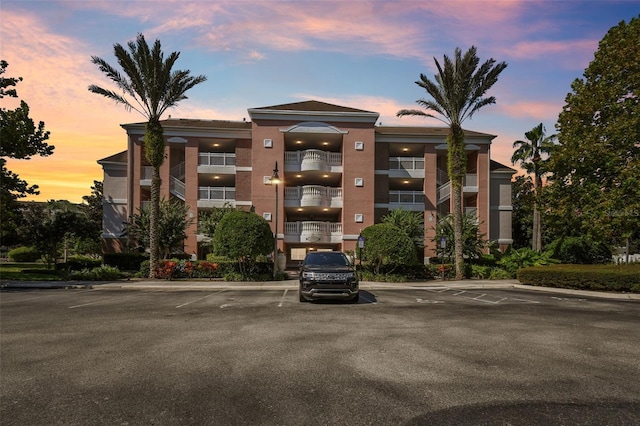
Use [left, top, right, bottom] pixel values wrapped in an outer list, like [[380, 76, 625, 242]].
[[517, 264, 640, 293], [69, 265, 122, 281], [548, 236, 612, 264], [104, 253, 149, 271], [8, 246, 41, 262], [56, 255, 102, 271], [360, 223, 417, 274], [498, 247, 559, 277]]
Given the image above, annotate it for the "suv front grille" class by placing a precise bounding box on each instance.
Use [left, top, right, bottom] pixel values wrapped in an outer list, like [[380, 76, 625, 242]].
[[314, 273, 351, 281]]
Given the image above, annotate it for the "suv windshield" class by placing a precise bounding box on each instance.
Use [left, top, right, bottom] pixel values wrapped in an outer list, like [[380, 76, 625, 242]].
[[303, 252, 350, 266]]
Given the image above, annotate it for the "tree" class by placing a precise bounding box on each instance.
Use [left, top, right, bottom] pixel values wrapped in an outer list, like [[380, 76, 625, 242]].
[[21, 201, 95, 268], [397, 46, 507, 279], [511, 175, 534, 250], [546, 17, 640, 251], [433, 212, 488, 260], [511, 123, 556, 252], [198, 203, 241, 245], [360, 223, 417, 274], [123, 199, 194, 261], [89, 34, 206, 278], [381, 207, 424, 259], [212, 210, 273, 279], [1, 60, 53, 245], [76, 181, 104, 255]]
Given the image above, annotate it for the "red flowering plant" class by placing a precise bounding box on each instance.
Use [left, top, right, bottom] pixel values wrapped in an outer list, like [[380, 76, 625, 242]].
[[195, 261, 219, 279], [156, 260, 178, 280]]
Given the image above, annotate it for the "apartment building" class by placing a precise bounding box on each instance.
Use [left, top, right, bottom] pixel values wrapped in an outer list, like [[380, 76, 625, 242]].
[[99, 100, 514, 264]]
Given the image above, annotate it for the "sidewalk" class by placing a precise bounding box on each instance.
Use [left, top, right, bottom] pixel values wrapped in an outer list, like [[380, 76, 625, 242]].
[[2, 278, 639, 300]]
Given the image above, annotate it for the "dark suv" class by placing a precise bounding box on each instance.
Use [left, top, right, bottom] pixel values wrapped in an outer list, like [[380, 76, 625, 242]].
[[299, 251, 359, 302]]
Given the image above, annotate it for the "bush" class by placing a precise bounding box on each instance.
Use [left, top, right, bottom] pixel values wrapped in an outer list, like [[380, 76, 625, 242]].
[[68, 265, 122, 281], [548, 236, 612, 264], [56, 255, 102, 271], [8, 246, 40, 262], [497, 247, 559, 277], [104, 252, 149, 271], [517, 264, 640, 293], [360, 223, 417, 274]]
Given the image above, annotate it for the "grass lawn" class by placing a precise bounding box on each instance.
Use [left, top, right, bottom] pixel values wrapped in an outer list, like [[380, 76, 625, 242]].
[[0, 263, 62, 281]]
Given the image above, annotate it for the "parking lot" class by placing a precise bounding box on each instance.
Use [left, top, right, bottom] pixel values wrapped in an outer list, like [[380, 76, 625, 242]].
[[2, 286, 640, 425]]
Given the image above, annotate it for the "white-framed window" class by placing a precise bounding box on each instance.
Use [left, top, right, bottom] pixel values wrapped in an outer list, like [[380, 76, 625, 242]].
[[355, 178, 364, 187], [263, 212, 272, 221], [264, 138, 273, 148], [355, 141, 364, 151], [355, 214, 364, 223]]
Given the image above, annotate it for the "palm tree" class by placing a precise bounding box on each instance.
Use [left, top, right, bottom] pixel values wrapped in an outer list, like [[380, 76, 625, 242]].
[[397, 46, 507, 279], [89, 33, 206, 278], [511, 123, 555, 252]]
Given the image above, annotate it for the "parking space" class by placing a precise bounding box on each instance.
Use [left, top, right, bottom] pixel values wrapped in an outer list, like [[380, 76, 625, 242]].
[[0, 285, 626, 311], [2, 285, 639, 425]]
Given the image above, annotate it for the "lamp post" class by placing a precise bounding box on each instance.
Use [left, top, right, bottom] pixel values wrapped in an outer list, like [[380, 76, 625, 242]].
[[270, 161, 281, 278]]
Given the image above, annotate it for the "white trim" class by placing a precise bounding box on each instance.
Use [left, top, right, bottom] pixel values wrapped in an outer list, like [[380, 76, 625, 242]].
[[355, 141, 364, 150], [280, 121, 348, 134], [355, 214, 364, 223], [355, 178, 364, 187], [263, 138, 273, 148], [263, 212, 272, 221], [167, 136, 188, 143]]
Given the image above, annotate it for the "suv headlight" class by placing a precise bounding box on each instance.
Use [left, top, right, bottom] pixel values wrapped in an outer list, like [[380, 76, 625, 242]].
[[302, 271, 316, 280]]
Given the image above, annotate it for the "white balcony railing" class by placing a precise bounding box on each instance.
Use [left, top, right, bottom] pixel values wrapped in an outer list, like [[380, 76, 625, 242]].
[[285, 150, 342, 172], [198, 186, 236, 201], [389, 157, 425, 171], [197, 186, 236, 208], [389, 190, 425, 204], [284, 221, 342, 243], [284, 185, 342, 207], [198, 152, 236, 167]]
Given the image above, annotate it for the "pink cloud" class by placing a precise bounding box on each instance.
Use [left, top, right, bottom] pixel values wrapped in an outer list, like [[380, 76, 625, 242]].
[[496, 100, 563, 121]]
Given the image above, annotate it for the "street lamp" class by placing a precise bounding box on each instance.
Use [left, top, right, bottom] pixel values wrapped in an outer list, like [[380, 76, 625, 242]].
[[270, 161, 281, 278]]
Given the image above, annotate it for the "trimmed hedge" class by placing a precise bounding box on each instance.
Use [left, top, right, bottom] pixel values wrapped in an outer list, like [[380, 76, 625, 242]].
[[8, 246, 41, 262], [517, 264, 640, 293], [56, 256, 102, 271]]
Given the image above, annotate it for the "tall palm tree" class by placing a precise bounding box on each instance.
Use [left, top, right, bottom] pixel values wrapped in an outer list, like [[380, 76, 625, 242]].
[[89, 33, 206, 278], [397, 46, 507, 279], [511, 123, 555, 252]]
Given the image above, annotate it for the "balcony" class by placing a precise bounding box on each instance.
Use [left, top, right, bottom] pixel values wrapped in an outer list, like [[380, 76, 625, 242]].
[[285, 150, 342, 172], [197, 186, 236, 208], [389, 190, 425, 211], [436, 173, 478, 204], [388, 157, 425, 178], [284, 185, 342, 208], [198, 153, 236, 174], [284, 221, 343, 244]]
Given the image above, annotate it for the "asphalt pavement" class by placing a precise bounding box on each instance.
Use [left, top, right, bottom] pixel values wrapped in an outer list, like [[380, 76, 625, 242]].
[[2, 277, 639, 300]]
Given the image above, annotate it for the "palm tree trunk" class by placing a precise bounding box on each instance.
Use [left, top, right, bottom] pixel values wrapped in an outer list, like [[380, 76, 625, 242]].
[[149, 168, 161, 278], [449, 124, 466, 280], [145, 120, 165, 279], [532, 172, 542, 252]]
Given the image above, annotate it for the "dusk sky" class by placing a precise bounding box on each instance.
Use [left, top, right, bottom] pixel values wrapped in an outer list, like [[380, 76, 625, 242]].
[[1, 1, 638, 203]]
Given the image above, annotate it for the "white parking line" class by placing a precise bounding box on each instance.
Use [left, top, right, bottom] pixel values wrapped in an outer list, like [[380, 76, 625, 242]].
[[512, 297, 541, 304], [175, 290, 225, 308], [278, 289, 288, 307]]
